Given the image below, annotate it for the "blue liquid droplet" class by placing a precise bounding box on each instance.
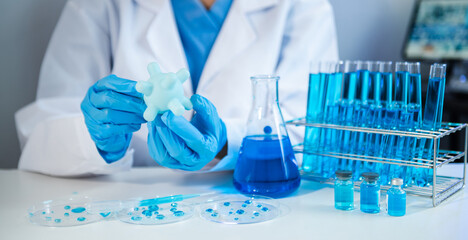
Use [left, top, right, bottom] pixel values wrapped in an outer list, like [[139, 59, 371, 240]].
[[131, 216, 142, 221], [54, 219, 61, 223], [71, 207, 86, 213], [42, 211, 46, 215], [174, 211, 185, 217], [77, 217, 86, 222], [211, 213, 218, 217], [148, 205, 159, 211], [100, 212, 111, 218], [205, 208, 213, 213], [171, 203, 178, 207], [134, 207, 139, 211], [45, 217, 52, 221], [64, 205, 71, 210], [263, 126, 272, 134], [156, 214, 165, 220], [257, 204, 262, 208], [170, 207, 177, 212], [236, 209, 245, 215], [254, 212, 260, 217], [242, 204, 247, 208], [223, 202, 231, 207], [261, 207, 269, 212], [234, 218, 239, 221], [142, 210, 152, 217], [244, 200, 252, 204], [64, 213, 70, 217], [229, 211, 233, 215]]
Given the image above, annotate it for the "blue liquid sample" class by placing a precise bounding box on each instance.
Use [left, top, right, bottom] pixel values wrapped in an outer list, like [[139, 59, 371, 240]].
[[334, 180, 354, 210], [360, 181, 380, 213], [77, 217, 86, 222], [100, 212, 111, 218], [233, 135, 300, 198], [71, 207, 86, 213], [387, 187, 406, 217]]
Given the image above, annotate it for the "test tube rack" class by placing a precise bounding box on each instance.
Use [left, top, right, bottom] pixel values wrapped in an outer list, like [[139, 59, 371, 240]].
[[286, 118, 467, 207]]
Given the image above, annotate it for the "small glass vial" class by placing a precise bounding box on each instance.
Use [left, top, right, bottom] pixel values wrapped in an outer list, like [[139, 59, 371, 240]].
[[360, 172, 380, 214], [334, 170, 354, 210], [387, 178, 406, 217]]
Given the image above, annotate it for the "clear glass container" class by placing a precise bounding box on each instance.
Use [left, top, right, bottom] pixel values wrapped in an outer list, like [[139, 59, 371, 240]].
[[360, 172, 380, 214], [387, 178, 406, 217], [334, 170, 354, 211], [233, 75, 300, 198]]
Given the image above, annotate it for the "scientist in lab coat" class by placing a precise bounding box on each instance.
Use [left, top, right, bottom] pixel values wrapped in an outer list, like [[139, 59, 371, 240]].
[[15, 0, 338, 176]]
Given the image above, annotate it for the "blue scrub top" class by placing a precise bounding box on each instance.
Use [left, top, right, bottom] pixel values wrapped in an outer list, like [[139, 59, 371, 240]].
[[171, 0, 233, 93]]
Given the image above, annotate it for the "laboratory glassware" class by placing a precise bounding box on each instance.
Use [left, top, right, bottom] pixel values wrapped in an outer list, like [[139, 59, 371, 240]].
[[334, 170, 354, 210], [233, 75, 301, 198], [387, 178, 406, 217], [360, 172, 380, 214]]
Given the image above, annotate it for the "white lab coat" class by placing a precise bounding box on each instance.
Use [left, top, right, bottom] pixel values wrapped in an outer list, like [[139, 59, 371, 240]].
[[15, 0, 338, 176]]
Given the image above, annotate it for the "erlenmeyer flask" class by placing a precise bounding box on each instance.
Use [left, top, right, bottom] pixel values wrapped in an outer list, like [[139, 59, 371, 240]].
[[233, 75, 301, 198]]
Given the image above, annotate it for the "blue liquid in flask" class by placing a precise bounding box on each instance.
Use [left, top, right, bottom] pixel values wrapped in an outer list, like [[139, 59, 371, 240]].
[[233, 135, 300, 198]]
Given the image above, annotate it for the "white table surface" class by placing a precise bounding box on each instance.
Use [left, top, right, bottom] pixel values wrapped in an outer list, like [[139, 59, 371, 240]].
[[1, 164, 467, 240]]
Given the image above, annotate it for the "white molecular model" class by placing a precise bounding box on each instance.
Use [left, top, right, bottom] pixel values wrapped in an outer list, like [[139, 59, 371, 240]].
[[136, 62, 193, 121]]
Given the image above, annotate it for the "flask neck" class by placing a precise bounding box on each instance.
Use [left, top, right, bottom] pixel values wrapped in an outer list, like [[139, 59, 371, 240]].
[[251, 76, 279, 109]]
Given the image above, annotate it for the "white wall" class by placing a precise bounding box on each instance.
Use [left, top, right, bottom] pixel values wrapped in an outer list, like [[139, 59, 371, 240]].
[[0, 0, 417, 168]]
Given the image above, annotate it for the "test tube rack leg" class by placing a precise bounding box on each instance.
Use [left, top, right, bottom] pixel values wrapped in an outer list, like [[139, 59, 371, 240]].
[[286, 119, 467, 207]]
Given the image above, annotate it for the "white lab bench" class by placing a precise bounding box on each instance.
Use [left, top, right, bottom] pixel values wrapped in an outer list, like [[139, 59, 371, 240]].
[[0, 164, 466, 240]]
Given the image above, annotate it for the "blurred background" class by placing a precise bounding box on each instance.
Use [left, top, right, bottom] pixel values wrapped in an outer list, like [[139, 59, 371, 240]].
[[0, 0, 467, 168]]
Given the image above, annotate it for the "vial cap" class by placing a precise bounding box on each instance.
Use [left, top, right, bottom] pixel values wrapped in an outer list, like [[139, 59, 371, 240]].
[[391, 178, 403, 186], [361, 172, 379, 181], [335, 170, 352, 180]]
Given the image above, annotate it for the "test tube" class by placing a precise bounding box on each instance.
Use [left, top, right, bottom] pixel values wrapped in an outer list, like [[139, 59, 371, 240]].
[[303, 62, 325, 174], [404, 62, 424, 185], [420, 63, 446, 186], [338, 61, 358, 171], [351, 61, 371, 180]]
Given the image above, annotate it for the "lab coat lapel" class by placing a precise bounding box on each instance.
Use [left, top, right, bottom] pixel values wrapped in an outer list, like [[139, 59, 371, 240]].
[[141, 0, 193, 95], [198, 0, 279, 92]]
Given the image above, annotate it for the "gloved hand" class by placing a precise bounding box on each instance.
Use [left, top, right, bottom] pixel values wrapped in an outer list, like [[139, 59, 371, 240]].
[[81, 75, 146, 163], [148, 94, 227, 171]]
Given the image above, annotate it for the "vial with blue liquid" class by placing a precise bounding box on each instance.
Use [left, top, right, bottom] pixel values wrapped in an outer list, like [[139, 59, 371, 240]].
[[334, 170, 354, 210], [360, 172, 380, 214], [387, 178, 406, 217], [233, 75, 301, 198]]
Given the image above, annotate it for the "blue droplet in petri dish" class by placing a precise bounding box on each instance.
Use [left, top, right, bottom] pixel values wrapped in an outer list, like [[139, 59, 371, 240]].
[[242, 204, 247, 208], [64, 213, 70, 217], [77, 217, 86, 222], [257, 204, 262, 208], [64, 205, 71, 210], [254, 212, 260, 217], [223, 202, 231, 207], [263, 126, 272, 134], [148, 205, 159, 211], [45, 217, 52, 221], [261, 207, 269, 212], [173, 211, 185, 217], [156, 214, 165, 220], [142, 210, 152, 217], [170, 208, 177, 212], [244, 200, 252, 205], [234, 218, 239, 221], [131, 216, 142, 221], [171, 203, 178, 208], [205, 208, 213, 213], [236, 209, 245, 215], [54, 219, 61, 223], [100, 212, 111, 218], [211, 212, 218, 217], [134, 207, 139, 211], [71, 207, 86, 213]]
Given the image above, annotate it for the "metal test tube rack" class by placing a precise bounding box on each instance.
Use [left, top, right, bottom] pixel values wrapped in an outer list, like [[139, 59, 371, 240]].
[[287, 119, 467, 207]]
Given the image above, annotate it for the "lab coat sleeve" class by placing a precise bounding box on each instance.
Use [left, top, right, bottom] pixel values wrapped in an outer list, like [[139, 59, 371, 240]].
[[16, 0, 134, 177], [277, 0, 339, 146]]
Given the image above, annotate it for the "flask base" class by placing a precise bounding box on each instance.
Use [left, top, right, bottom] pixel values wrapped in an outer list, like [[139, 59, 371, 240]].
[[233, 177, 301, 198]]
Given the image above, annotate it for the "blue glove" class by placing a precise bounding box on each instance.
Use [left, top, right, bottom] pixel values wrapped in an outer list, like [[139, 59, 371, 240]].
[[81, 75, 146, 163], [148, 94, 227, 171]]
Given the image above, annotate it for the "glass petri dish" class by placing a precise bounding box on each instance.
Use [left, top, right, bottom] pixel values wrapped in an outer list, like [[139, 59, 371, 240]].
[[199, 195, 279, 224], [28, 196, 101, 227], [118, 201, 193, 225]]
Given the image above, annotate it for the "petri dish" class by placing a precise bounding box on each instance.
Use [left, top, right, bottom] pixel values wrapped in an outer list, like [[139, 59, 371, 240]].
[[28, 196, 101, 227], [199, 195, 279, 224], [118, 201, 193, 225]]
